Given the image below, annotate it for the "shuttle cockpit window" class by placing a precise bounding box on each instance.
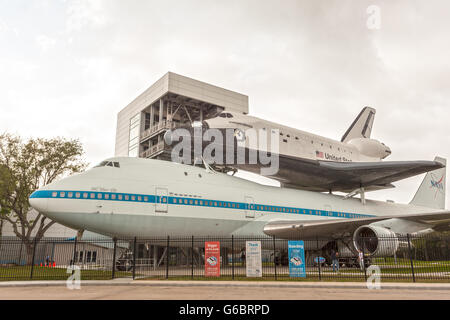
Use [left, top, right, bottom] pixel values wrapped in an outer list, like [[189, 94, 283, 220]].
[[219, 112, 233, 118], [94, 161, 120, 168]]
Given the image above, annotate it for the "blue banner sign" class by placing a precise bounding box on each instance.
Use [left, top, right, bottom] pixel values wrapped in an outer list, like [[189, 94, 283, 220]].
[[288, 240, 306, 277]]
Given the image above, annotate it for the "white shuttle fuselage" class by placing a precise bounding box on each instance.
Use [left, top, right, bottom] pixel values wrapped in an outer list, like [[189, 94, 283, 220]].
[[203, 109, 391, 163]]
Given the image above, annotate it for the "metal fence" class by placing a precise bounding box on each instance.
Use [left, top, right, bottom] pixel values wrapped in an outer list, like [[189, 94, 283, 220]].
[[0, 234, 449, 282]]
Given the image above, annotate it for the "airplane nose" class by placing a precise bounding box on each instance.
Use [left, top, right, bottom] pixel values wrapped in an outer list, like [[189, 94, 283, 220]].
[[29, 190, 48, 212]]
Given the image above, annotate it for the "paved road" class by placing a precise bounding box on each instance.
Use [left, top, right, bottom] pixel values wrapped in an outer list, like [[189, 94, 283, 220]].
[[0, 285, 449, 300]]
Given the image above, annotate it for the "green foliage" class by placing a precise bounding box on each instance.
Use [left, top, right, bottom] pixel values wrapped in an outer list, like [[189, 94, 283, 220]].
[[0, 133, 87, 246]]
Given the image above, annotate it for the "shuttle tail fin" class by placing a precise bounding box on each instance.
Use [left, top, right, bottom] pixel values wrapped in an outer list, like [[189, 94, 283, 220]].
[[341, 107, 376, 143], [410, 157, 446, 209]]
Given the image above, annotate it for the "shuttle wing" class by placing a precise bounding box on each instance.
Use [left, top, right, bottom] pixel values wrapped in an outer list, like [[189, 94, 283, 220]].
[[273, 156, 444, 193], [263, 211, 450, 239]]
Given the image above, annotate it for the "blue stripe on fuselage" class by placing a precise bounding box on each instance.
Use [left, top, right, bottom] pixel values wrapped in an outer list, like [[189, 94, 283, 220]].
[[29, 190, 374, 219]]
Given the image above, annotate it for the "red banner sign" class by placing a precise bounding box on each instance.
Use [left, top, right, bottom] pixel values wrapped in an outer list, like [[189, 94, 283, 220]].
[[205, 241, 220, 277]]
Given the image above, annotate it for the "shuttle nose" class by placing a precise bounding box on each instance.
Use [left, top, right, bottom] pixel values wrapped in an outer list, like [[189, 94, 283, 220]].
[[29, 190, 48, 212]]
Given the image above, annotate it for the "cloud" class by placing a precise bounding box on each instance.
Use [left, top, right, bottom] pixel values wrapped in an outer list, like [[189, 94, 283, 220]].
[[35, 34, 57, 52], [0, 0, 449, 207]]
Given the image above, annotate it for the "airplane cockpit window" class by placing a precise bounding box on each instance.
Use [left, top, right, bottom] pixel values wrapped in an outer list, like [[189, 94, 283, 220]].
[[94, 161, 120, 168]]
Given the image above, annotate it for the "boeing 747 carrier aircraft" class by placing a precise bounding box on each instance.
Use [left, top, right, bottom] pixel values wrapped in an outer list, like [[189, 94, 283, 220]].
[[30, 156, 449, 256]]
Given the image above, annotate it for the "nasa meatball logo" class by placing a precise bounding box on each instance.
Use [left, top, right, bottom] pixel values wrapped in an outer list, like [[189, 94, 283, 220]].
[[430, 173, 444, 198], [207, 256, 218, 266], [290, 257, 303, 266], [234, 129, 245, 141]]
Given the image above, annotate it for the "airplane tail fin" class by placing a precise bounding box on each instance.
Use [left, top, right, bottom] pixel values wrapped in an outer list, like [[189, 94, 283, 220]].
[[341, 107, 376, 143], [410, 157, 446, 209]]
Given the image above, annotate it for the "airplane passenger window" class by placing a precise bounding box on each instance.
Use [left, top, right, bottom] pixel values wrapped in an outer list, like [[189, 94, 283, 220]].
[[60, 192, 65, 197], [68, 192, 73, 198], [52, 192, 57, 197], [75, 193, 80, 198]]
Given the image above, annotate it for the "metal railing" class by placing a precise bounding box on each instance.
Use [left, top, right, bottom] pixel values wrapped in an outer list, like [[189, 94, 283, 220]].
[[0, 234, 449, 282], [140, 141, 165, 158], [140, 120, 177, 142]]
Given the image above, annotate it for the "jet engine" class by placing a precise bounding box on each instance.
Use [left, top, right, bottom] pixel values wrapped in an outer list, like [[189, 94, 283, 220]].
[[346, 138, 391, 159], [353, 225, 399, 257]]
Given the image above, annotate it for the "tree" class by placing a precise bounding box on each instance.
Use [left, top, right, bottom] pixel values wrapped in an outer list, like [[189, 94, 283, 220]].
[[0, 133, 87, 264]]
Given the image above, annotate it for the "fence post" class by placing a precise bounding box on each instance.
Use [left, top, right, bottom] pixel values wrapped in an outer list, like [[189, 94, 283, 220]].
[[316, 237, 321, 281], [362, 239, 367, 282], [231, 235, 235, 280], [132, 237, 137, 280], [191, 236, 194, 280], [272, 236, 277, 280], [30, 238, 37, 280], [111, 238, 117, 279], [407, 234, 416, 283], [71, 236, 78, 275], [166, 236, 170, 279]]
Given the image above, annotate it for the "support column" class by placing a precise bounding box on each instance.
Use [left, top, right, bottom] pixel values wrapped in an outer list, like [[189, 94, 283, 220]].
[[150, 104, 154, 130], [159, 99, 164, 123]]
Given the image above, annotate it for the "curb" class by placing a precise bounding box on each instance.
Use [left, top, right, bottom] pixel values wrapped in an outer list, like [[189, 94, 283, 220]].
[[1, 280, 449, 290]]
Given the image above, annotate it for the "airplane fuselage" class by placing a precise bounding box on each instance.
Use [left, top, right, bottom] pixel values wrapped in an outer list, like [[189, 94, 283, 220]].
[[29, 157, 440, 240]]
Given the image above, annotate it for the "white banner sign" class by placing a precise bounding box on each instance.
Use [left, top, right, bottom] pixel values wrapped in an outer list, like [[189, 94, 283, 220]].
[[246, 241, 262, 277]]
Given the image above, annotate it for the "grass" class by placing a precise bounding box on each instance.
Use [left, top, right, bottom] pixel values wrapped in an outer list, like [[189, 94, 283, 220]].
[[0, 266, 132, 281], [1, 264, 449, 282]]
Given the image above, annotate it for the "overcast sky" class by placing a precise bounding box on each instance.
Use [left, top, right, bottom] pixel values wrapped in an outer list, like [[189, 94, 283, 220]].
[[1, 0, 449, 207]]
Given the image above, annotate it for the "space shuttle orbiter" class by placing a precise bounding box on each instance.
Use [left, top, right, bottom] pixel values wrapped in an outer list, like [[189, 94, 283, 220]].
[[163, 107, 444, 195]]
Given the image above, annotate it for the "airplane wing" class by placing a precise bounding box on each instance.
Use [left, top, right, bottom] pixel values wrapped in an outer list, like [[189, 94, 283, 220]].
[[263, 211, 450, 239], [270, 156, 444, 193]]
